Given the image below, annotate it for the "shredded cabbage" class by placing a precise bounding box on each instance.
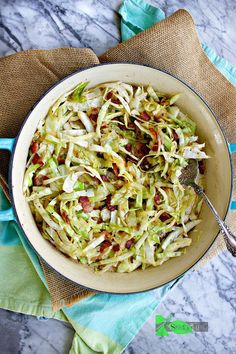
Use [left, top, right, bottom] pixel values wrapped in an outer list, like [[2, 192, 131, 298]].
[[23, 81, 209, 272]]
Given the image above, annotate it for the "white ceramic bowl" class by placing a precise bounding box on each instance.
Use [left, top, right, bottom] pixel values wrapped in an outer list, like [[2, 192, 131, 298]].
[[1, 63, 234, 293]]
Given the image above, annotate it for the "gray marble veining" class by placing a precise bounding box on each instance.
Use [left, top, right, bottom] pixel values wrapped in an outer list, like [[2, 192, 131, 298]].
[[0, 0, 121, 56], [0, 0, 236, 65], [0, 309, 74, 354], [0, 1, 236, 354], [124, 250, 236, 354]]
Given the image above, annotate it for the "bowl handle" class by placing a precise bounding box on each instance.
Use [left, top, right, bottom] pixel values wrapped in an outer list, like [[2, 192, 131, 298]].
[[0, 138, 15, 221], [229, 144, 236, 210]]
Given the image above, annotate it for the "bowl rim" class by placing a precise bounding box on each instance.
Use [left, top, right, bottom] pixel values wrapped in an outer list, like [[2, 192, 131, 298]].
[[8, 62, 233, 294]]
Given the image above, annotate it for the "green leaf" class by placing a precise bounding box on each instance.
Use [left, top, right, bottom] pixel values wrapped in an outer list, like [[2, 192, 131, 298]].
[[77, 210, 89, 221], [169, 93, 181, 105], [74, 181, 85, 191], [163, 134, 172, 151], [155, 324, 169, 337], [168, 320, 193, 334], [155, 315, 167, 324], [135, 189, 143, 208], [72, 81, 89, 102], [181, 116, 196, 135], [48, 157, 59, 176]]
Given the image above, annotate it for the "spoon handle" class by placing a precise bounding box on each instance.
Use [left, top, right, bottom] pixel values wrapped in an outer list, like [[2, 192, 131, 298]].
[[195, 185, 236, 256]]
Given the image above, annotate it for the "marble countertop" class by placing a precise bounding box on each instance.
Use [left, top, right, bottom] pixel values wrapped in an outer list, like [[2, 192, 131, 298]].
[[0, 1, 235, 353]]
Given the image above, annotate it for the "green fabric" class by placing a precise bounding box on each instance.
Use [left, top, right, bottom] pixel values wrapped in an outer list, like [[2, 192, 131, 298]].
[[1, 1, 236, 353], [0, 243, 65, 321], [69, 323, 123, 354], [119, 0, 165, 41]]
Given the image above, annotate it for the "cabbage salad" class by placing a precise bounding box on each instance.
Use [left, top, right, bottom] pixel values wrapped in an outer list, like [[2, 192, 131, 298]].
[[23, 81, 208, 273]]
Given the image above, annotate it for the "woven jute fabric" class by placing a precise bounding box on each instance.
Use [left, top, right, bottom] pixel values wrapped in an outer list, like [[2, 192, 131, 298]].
[[40, 259, 95, 310], [0, 10, 235, 311]]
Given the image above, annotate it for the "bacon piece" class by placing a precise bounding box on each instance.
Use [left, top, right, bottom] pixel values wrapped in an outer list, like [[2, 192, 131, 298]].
[[111, 97, 120, 104], [154, 115, 160, 122], [125, 238, 135, 249], [79, 196, 89, 203], [112, 244, 120, 252], [33, 176, 40, 186], [198, 160, 205, 174], [91, 107, 99, 114], [106, 195, 117, 211], [57, 156, 65, 165], [160, 212, 171, 222], [135, 143, 149, 158], [172, 130, 179, 142], [33, 175, 49, 186], [152, 142, 159, 152], [89, 108, 99, 122], [61, 211, 70, 224], [118, 123, 128, 131], [140, 111, 151, 121], [126, 156, 137, 164], [149, 127, 158, 141], [100, 240, 112, 253], [140, 157, 151, 171], [125, 144, 132, 152], [106, 91, 120, 104], [128, 122, 136, 129], [79, 196, 93, 213], [31, 142, 39, 154], [89, 113, 98, 122], [101, 175, 109, 182], [32, 153, 43, 165], [107, 91, 113, 99], [154, 193, 161, 205], [113, 163, 119, 177], [101, 123, 108, 129]]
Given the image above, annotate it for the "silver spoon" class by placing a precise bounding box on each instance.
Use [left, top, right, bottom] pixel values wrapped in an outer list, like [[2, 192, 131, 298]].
[[179, 160, 236, 256]]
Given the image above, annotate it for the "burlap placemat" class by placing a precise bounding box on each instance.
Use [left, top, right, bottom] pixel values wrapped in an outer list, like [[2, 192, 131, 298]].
[[0, 10, 235, 311]]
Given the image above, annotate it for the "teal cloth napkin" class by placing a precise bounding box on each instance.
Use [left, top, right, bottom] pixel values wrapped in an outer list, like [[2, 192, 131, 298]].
[[0, 1, 236, 353]]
